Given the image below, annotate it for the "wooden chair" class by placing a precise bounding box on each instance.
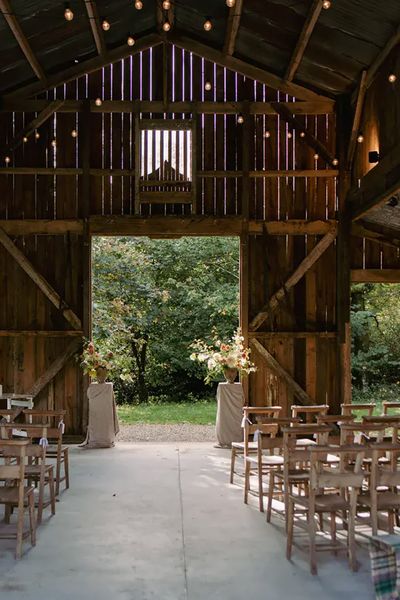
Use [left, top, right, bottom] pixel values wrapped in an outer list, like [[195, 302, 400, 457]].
[[286, 445, 365, 575], [23, 410, 69, 495], [383, 402, 400, 416], [266, 424, 331, 528], [358, 443, 400, 535], [0, 440, 36, 559], [230, 406, 282, 485], [341, 403, 375, 420], [291, 404, 329, 423]]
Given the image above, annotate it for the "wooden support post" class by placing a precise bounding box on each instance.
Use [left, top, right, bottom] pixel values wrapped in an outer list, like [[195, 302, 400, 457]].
[[134, 108, 140, 215], [223, 0, 243, 56], [240, 232, 249, 403], [84, 0, 107, 56], [0, 228, 82, 330], [346, 71, 367, 171], [191, 106, 198, 214], [29, 339, 82, 398], [241, 102, 250, 220], [250, 231, 336, 331], [251, 339, 313, 405], [284, 0, 323, 83]]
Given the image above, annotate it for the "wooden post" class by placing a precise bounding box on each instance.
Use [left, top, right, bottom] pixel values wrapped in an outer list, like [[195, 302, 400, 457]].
[[241, 101, 250, 220], [134, 107, 140, 215], [239, 232, 249, 403], [191, 106, 197, 214]]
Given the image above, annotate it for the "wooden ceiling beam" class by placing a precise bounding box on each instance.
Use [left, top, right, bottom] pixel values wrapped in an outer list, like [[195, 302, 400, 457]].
[[346, 70, 367, 170], [169, 33, 335, 104], [6, 99, 64, 153], [351, 269, 400, 283], [348, 140, 400, 220], [84, 0, 106, 56], [0, 0, 46, 82], [365, 24, 400, 89], [3, 33, 162, 100], [284, 0, 323, 83], [223, 0, 243, 56]]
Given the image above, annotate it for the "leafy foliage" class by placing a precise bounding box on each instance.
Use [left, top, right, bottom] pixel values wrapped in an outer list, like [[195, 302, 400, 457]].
[[92, 237, 239, 404]]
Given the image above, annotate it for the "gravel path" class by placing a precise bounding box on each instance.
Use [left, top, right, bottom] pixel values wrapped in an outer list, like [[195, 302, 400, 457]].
[[117, 423, 216, 442]]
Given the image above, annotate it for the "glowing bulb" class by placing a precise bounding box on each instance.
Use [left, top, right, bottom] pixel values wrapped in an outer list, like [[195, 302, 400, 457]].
[[23, 136, 28, 143], [300, 131, 305, 138], [313, 153, 319, 160], [265, 130, 271, 138], [5, 156, 10, 164], [203, 18, 212, 31], [64, 5, 74, 21], [237, 114, 244, 124], [357, 133, 364, 143], [322, 0, 331, 8], [204, 81, 212, 91], [51, 139, 57, 148], [71, 129, 78, 138], [162, 0, 171, 8], [162, 21, 171, 31], [287, 131, 292, 139], [95, 98, 102, 106], [332, 158, 339, 166], [102, 19, 110, 31], [35, 131, 40, 139], [134, 0, 143, 9], [226, 0, 235, 6], [389, 73, 397, 83], [127, 35, 135, 46]]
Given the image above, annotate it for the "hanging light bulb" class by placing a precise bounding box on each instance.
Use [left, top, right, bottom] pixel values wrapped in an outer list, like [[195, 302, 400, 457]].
[[95, 98, 103, 106], [134, 0, 143, 9], [102, 19, 110, 31], [127, 35, 135, 46], [264, 130, 271, 138], [23, 136, 28, 143], [35, 131, 40, 140], [162, 21, 171, 32], [203, 18, 212, 31], [313, 153, 319, 160], [388, 73, 397, 83], [332, 158, 339, 166], [300, 131, 306, 138], [237, 114, 244, 124], [287, 131, 293, 139], [204, 81, 212, 91], [162, 0, 171, 9], [71, 129, 78, 138], [64, 4, 74, 21], [4, 156, 10, 164], [51, 139, 57, 148], [226, 0, 236, 6], [357, 133, 364, 143], [322, 0, 331, 8]]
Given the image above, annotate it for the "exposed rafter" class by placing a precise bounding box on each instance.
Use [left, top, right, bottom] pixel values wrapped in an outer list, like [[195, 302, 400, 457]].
[[346, 70, 367, 170], [365, 24, 400, 89], [84, 0, 106, 56], [3, 33, 162, 100], [6, 100, 64, 153], [284, 0, 322, 83], [223, 0, 243, 56], [0, 0, 46, 82], [169, 33, 334, 104]]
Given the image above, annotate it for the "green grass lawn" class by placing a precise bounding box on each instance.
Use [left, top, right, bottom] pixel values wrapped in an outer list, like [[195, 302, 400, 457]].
[[117, 401, 216, 425]]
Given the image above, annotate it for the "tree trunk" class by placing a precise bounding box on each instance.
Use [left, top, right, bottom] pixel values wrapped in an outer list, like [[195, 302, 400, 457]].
[[130, 332, 149, 403]]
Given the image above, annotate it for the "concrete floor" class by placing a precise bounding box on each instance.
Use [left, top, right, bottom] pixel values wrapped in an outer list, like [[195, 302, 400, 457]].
[[0, 443, 374, 600]]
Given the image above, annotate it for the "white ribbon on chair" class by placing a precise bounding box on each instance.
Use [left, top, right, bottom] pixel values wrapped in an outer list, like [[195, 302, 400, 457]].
[[253, 429, 261, 443], [58, 419, 65, 434], [39, 437, 49, 448], [241, 416, 252, 428]]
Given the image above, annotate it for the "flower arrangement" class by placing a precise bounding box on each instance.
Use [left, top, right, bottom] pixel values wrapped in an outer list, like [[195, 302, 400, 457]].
[[190, 328, 256, 384], [80, 340, 114, 378]]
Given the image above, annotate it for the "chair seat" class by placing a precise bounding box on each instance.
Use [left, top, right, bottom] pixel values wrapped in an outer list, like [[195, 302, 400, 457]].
[[296, 438, 317, 446], [292, 492, 349, 511], [231, 442, 258, 451], [0, 486, 33, 503], [359, 491, 400, 509], [275, 469, 309, 482], [246, 455, 284, 466]]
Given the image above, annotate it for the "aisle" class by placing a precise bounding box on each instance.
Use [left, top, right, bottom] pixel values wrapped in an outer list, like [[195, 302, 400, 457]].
[[0, 443, 373, 600]]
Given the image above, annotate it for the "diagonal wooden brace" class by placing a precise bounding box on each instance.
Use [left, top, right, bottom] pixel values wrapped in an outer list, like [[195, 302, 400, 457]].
[[29, 338, 82, 398]]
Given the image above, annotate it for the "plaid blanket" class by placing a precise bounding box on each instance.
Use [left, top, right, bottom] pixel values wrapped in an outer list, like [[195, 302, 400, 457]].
[[370, 535, 400, 599]]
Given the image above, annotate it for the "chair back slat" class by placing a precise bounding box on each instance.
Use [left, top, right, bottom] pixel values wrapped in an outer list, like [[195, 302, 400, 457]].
[[341, 403, 375, 419], [291, 405, 328, 423], [0, 440, 28, 481], [383, 402, 400, 416], [309, 445, 365, 491]]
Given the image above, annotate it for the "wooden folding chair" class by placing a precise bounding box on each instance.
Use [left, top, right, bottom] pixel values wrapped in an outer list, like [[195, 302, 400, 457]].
[[23, 410, 69, 495], [291, 404, 329, 423], [286, 445, 365, 575], [341, 403, 375, 420], [0, 440, 36, 559], [382, 402, 400, 416], [230, 406, 282, 485]]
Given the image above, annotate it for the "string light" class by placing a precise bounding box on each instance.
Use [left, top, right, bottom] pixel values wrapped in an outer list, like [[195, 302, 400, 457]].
[[322, 0, 331, 8], [287, 131, 292, 139], [162, 0, 171, 8], [388, 73, 397, 83], [134, 0, 143, 9], [51, 139, 57, 148], [313, 153, 319, 160], [64, 4, 74, 21], [71, 129, 78, 138], [23, 136, 28, 143], [127, 35, 135, 46], [204, 81, 212, 91], [357, 133, 364, 143], [35, 131, 40, 139], [162, 21, 171, 31], [300, 131, 305, 138], [237, 114, 244, 124], [95, 98, 102, 106], [265, 131, 271, 138], [332, 158, 339, 166], [203, 18, 212, 31], [102, 19, 110, 31], [4, 156, 10, 164], [226, 0, 236, 6]]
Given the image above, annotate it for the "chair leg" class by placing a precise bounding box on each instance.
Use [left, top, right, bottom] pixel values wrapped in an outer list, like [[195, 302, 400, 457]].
[[266, 472, 275, 523], [37, 474, 45, 526], [16, 503, 24, 560], [49, 468, 56, 516], [55, 451, 61, 496], [244, 460, 250, 505], [230, 447, 236, 484], [64, 449, 70, 490], [330, 512, 337, 556], [348, 505, 358, 572], [308, 507, 317, 575], [258, 466, 264, 513], [388, 510, 395, 534], [371, 506, 378, 536], [28, 493, 36, 547], [286, 497, 294, 560]]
